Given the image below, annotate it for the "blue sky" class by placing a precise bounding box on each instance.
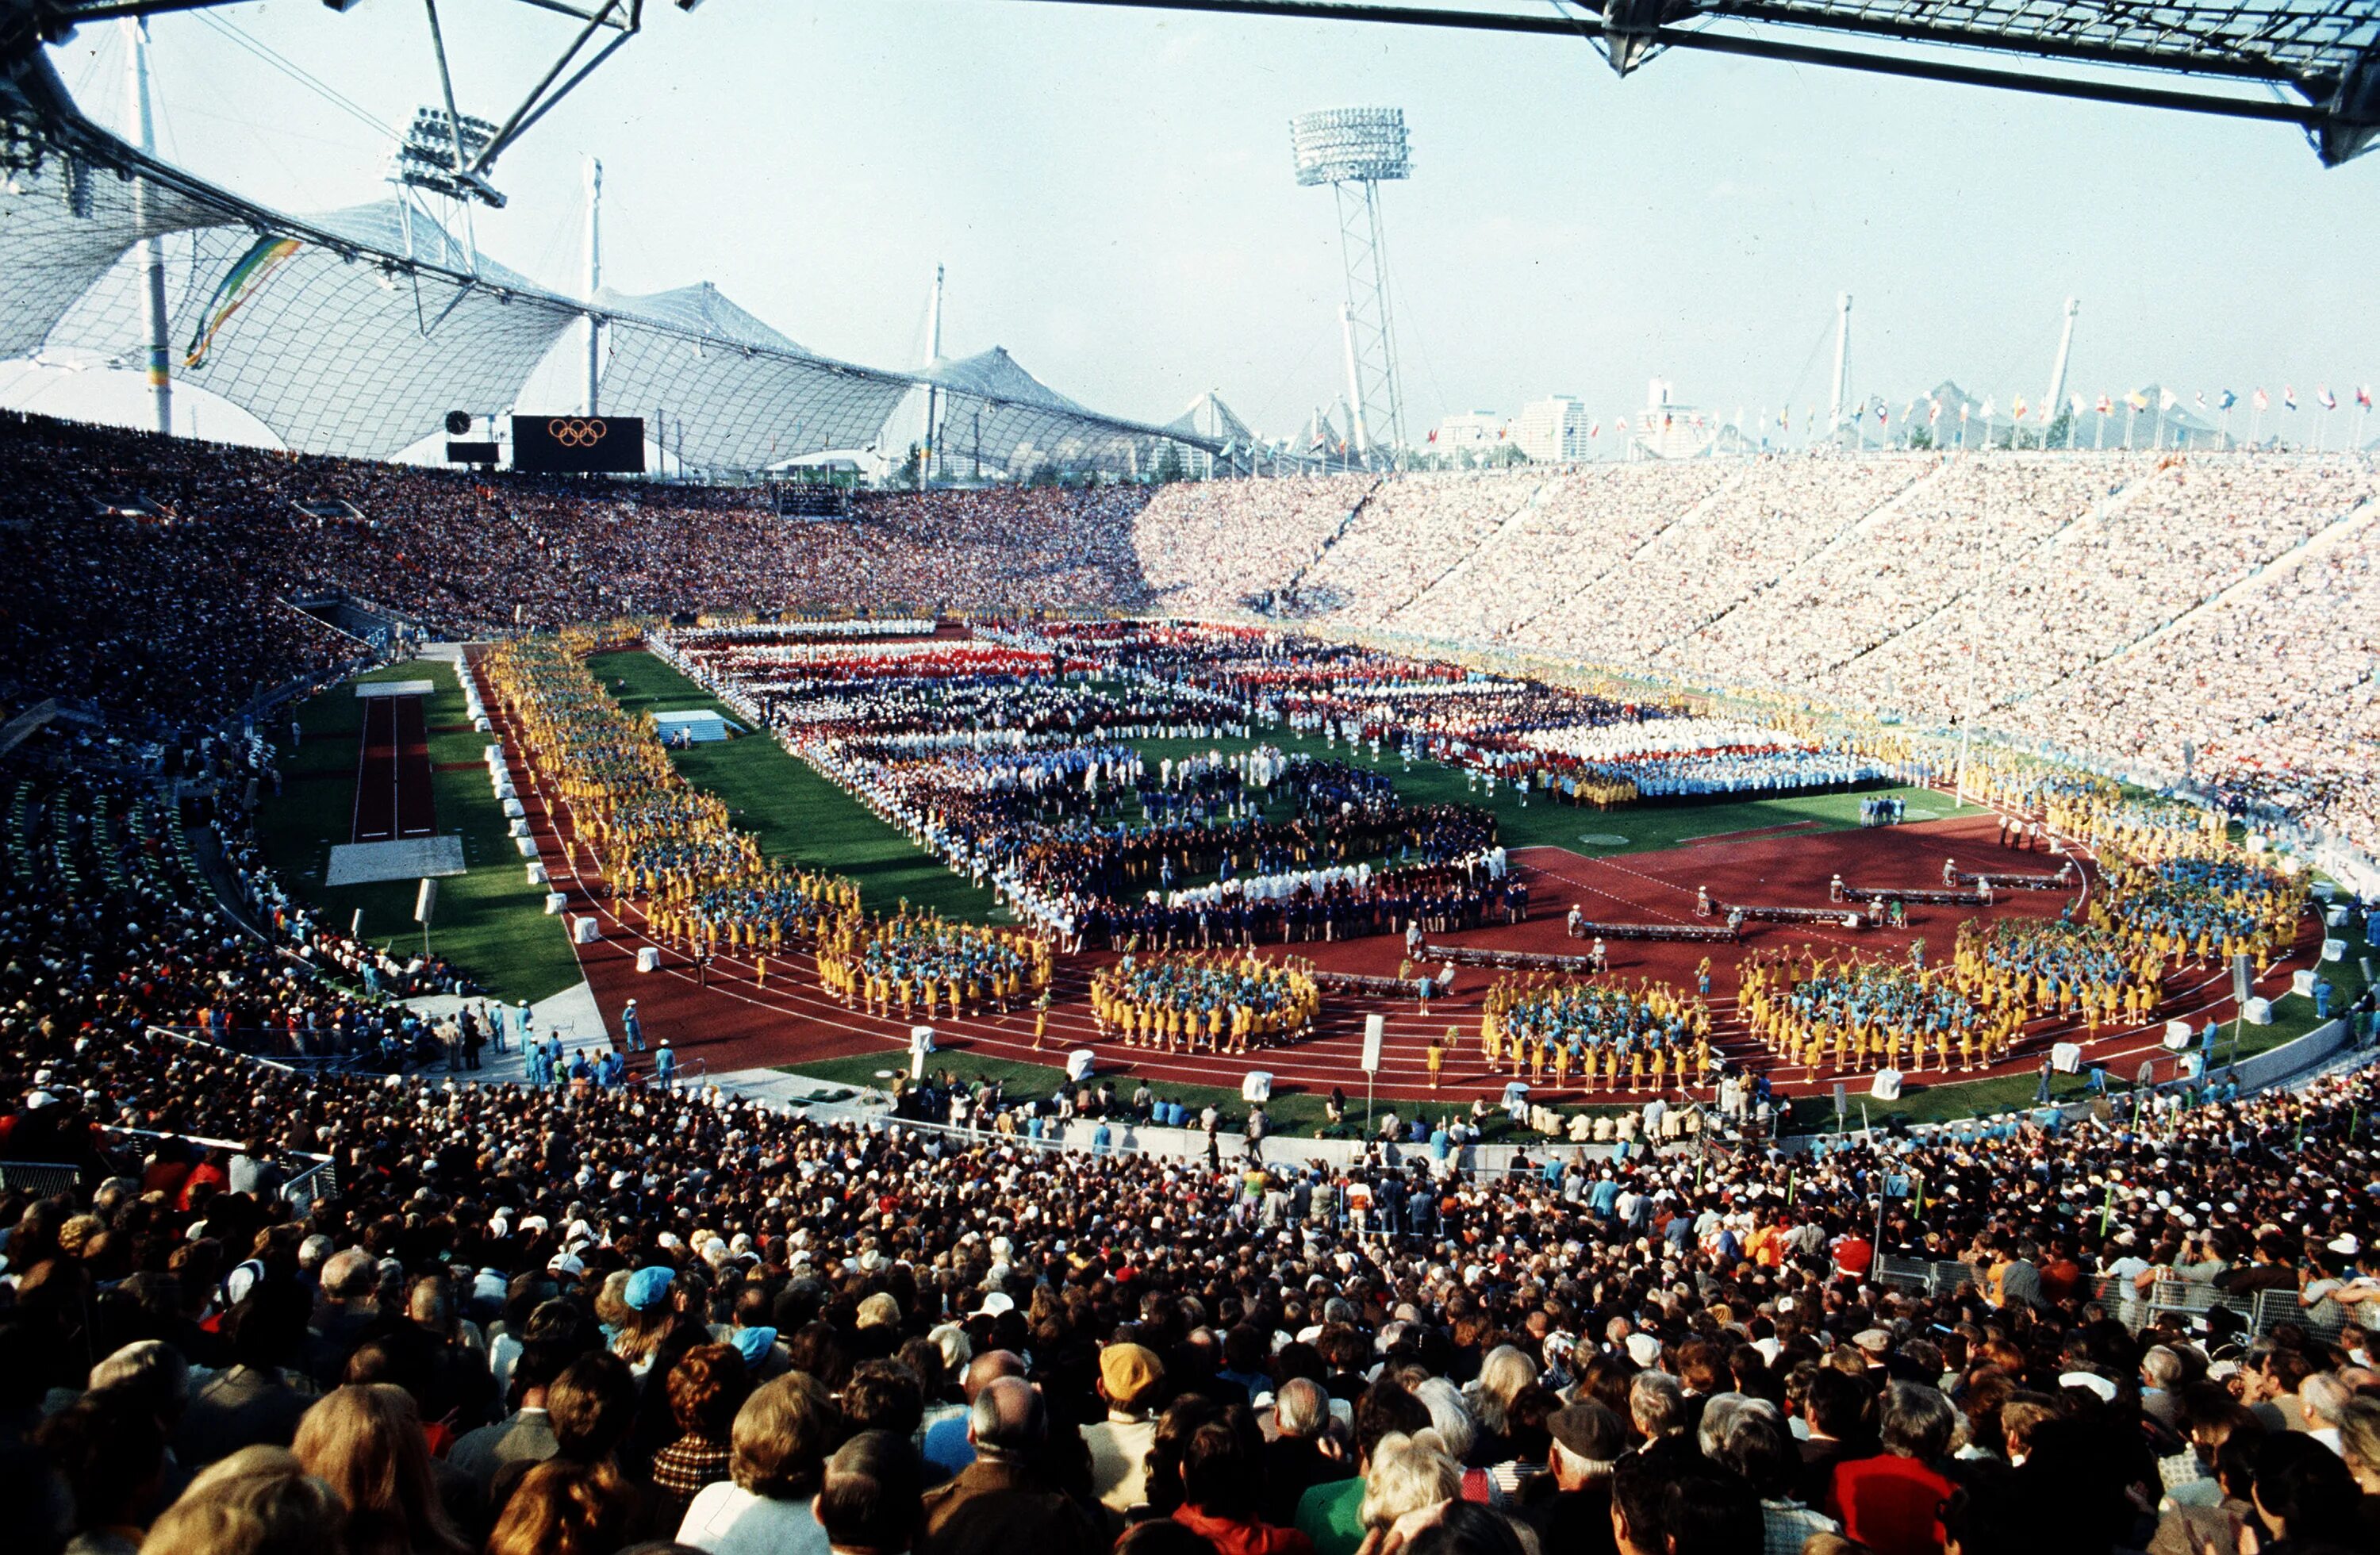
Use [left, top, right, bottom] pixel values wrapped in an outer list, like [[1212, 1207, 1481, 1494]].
[[24, 0, 2380, 442]]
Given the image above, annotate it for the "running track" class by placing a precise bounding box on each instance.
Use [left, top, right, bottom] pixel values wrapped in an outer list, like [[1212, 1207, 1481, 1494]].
[[469, 651, 2318, 1105], [351, 695, 436, 843]]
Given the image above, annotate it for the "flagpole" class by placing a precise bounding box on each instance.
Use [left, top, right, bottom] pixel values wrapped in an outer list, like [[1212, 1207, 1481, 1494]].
[[2125, 402, 2136, 451], [2094, 405, 2105, 451], [2153, 397, 2166, 450]]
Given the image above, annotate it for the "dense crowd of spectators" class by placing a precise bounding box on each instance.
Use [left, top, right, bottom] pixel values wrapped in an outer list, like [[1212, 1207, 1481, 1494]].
[[12, 413, 2380, 1555], [8, 906, 2380, 1555], [0, 415, 1155, 728], [10, 410, 2374, 849]]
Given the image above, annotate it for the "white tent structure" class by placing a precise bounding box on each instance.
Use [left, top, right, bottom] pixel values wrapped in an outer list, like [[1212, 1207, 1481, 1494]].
[[0, 108, 1217, 478]]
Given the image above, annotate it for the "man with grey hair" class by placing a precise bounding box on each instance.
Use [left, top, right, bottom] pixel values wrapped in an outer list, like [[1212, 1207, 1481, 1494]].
[[918, 1376, 1104, 1555], [1630, 1369, 1693, 1464], [2140, 1346, 2185, 1428], [305, 1246, 380, 1384], [2301, 1370, 2355, 1455], [1263, 1376, 1349, 1526]]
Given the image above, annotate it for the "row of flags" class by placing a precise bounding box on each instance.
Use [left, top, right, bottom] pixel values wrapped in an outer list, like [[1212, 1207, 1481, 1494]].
[[1863, 385, 2373, 428]]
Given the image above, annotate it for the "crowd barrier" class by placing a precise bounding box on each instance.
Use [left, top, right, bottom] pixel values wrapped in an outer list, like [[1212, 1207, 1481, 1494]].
[[1870, 1254, 2350, 1343]]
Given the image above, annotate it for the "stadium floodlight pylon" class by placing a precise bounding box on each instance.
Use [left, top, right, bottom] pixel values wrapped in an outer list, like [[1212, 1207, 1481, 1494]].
[[1292, 106, 1410, 468], [2, 0, 667, 205]]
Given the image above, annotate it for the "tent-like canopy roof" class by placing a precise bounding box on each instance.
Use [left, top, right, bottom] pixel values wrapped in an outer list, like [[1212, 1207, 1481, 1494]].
[[0, 106, 1218, 475]]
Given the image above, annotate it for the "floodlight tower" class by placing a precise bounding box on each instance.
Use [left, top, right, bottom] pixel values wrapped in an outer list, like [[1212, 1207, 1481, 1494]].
[[1292, 107, 1411, 464]]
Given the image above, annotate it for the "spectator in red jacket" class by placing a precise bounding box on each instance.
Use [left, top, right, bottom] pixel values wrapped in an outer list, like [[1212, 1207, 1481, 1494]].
[[1829, 1381, 1957, 1555], [1171, 1408, 1316, 1555]]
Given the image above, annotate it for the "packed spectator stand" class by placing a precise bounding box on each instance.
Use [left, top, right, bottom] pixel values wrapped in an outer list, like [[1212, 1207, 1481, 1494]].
[[7, 410, 2380, 1555]]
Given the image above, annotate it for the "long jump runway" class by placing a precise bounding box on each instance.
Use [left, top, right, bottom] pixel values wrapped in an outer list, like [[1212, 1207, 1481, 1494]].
[[351, 694, 436, 843]]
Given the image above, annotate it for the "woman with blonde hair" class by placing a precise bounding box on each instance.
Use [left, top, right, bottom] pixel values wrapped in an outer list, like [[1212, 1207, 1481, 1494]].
[[139, 1446, 346, 1555], [1357, 1431, 1462, 1538], [291, 1384, 468, 1555]]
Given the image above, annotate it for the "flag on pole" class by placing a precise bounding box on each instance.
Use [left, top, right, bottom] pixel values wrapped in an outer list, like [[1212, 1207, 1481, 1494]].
[[1928, 398, 1941, 424], [2013, 394, 2029, 421], [2159, 388, 2179, 412], [2195, 391, 2207, 410], [2217, 390, 2237, 410], [2126, 390, 2150, 412], [2254, 388, 2270, 411], [2319, 386, 2338, 410], [2284, 386, 2298, 410], [1875, 402, 1887, 424], [2069, 393, 2086, 417], [1980, 397, 1995, 419], [1426, 428, 1438, 443], [2096, 394, 2111, 415], [1616, 416, 1629, 432], [2358, 386, 2373, 409], [1588, 420, 1599, 438]]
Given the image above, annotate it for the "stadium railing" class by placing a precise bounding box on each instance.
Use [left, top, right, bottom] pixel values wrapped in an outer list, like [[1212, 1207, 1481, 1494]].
[[0, 1161, 83, 1197]]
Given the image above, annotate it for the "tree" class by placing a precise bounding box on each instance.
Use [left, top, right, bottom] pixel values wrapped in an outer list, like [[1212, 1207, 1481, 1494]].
[[2045, 409, 2074, 450], [1153, 443, 1186, 483]]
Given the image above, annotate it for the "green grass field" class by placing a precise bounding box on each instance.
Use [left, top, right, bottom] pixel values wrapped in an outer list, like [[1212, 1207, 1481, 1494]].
[[593, 647, 1979, 917], [587, 650, 1006, 923], [257, 658, 584, 1002]]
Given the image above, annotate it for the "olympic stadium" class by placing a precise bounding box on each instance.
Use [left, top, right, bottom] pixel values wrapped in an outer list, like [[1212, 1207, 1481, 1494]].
[[4, 5, 2380, 1552]]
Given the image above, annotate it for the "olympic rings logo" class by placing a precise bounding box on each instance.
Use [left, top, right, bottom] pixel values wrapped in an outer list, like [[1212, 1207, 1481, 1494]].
[[548, 417, 610, 447]]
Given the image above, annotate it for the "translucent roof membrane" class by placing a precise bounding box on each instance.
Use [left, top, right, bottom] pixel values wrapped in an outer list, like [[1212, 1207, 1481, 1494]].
[[3, 119, 1216, 473]]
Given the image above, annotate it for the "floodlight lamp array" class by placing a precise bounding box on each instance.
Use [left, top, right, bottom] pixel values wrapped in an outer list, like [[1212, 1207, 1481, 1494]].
[[1289, 106, 1411, 186]]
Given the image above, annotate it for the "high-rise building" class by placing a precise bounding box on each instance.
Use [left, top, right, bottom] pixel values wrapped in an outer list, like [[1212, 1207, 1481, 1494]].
[[1514, 395, 1595, 463]]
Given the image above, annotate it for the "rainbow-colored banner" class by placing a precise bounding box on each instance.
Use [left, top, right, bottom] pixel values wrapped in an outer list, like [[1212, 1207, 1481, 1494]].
[[183, 236, 301, 369]]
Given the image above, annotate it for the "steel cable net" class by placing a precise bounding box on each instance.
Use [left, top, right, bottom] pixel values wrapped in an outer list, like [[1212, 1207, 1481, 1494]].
[[1685, 0, 2378, 79], [0, 150, 225, 360], [56, 204, 576, 458], [923, 348, 1163, 479], [2, 117, 1215, 470], [595, 311, 914, 475]]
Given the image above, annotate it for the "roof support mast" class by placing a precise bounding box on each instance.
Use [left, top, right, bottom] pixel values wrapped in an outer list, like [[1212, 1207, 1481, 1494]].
[[123, 16, 168, 435], [1829, 290, 1850, 446], [923, 262, 942, 487], [582, 156, 601, 415], [2044, 297, 2079, 447]]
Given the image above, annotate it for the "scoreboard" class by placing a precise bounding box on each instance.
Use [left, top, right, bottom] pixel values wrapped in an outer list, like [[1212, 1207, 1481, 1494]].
[[510, 414, 647, 474]]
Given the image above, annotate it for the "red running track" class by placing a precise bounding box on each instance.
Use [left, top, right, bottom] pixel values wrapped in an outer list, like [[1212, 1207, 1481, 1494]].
[[351, 695, 436, 843], [472, 654, 2317, 1106]]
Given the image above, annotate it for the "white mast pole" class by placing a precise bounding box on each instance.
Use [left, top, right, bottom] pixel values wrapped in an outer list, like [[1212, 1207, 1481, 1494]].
[[2044, 297, 2079, 450], [1829, 291, 1852, 445], [582, 157, 602, 415], [126, 18, 171, 436]]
